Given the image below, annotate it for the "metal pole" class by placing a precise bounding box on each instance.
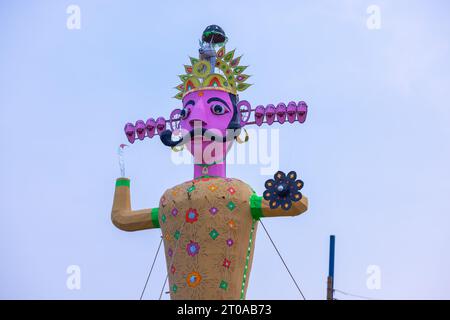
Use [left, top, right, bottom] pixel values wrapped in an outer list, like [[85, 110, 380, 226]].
[[327, 235, 335, 300]]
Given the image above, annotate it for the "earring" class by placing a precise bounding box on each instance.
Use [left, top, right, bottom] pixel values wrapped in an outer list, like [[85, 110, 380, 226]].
[[171, 145, 185, 152], [236, 128, 249, 144]]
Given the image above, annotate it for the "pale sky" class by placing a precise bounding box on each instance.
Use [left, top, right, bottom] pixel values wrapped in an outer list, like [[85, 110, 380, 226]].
[[1, 0, 449, 299]]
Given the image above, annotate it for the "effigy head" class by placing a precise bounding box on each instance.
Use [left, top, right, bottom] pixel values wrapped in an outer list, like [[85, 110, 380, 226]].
[[158, 44, 251, 159], [123, 25, 308, 160]]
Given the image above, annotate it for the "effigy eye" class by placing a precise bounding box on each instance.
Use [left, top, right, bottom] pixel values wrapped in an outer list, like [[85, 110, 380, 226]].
[[180, 107, 190, 119], [211, 104, 227, 115]]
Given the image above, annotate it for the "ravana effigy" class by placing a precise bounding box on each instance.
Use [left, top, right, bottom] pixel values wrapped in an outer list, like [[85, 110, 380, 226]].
[[111, 25, 309, 300]]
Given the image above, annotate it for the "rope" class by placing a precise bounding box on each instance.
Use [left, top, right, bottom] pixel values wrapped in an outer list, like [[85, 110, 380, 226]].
[[158, 274, 169, 300], [334, 289, 378, 300], [139, 236, 163, 300], [259, 220, 306, 300]]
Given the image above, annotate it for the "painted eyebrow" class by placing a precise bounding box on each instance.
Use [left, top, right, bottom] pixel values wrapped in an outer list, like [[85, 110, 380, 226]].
[[184, 100, 195, 107], [207, 97, 231, 111]]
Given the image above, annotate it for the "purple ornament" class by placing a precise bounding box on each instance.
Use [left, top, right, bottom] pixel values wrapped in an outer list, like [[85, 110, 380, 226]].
[[276, 103, 287, 124], [146, 118, 156, 138], [124, 123, 136, 144], [209, 207, 218, 215], [135, 120, 146, 140], [254, 105, 265, 126], [265, 104, 275, 125], [156, 117, 166, 134], [297, 101, 308, 123], [287, 101, 297, 123]]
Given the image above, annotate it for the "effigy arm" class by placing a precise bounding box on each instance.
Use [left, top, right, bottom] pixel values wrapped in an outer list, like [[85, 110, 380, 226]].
[[111, 178, 160, 231]]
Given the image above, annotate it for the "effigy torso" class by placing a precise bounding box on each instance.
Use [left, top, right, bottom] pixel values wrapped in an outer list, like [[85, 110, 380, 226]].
[[158, 176, 258, 300]]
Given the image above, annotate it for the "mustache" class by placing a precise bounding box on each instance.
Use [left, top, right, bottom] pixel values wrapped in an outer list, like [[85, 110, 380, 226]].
[[160, 128, 241, 147]]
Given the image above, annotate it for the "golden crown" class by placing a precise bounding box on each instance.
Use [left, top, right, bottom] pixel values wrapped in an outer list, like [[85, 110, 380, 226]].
[[174, 47, 251, 100]]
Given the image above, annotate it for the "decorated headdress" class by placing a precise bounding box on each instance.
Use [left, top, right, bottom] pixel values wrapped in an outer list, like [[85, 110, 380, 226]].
[[174, 46, 251, 99]]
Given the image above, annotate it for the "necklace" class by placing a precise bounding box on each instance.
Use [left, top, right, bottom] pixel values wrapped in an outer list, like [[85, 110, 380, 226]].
[[194, 143, 232, 175], [194, 156, 227, 175]]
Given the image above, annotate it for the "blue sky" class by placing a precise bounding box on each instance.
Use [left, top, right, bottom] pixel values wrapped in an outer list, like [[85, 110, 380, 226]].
[[1, 0, 449, 299]]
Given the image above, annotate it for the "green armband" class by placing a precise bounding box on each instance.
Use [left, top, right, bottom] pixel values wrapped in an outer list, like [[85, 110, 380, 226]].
[[151, 208, 160, 228], [116, 178, 130, 187], [250, 193, 264, 220]]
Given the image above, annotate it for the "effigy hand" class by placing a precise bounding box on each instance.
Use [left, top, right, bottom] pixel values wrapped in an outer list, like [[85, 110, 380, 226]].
[[250, 171, 308, 219]]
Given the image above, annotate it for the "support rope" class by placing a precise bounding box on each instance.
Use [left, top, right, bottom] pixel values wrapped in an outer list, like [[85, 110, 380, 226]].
[[259, 219, 306, 300], [139, 236, 163, 300]]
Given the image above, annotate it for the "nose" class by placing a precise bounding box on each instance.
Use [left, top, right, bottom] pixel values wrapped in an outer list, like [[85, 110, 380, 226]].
[[189, 119, 207, 128], [187, 105, 208, 128]]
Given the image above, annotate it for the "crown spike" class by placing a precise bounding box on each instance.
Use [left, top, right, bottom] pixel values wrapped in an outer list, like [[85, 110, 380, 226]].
[[236, 82, 252, 92], [230, 55, 242, 68], [189, 57, 199, 65], [179, 74, 190, 82], [233, 65, 248, 74], [217, 46, 225, 58], [223, 49, 235, 62], [236, 74, 250, 83]]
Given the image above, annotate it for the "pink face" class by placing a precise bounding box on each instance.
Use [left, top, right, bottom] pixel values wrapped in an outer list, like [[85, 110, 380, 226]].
[[180, 89, 235, 133], [179, 89, 236, 160]]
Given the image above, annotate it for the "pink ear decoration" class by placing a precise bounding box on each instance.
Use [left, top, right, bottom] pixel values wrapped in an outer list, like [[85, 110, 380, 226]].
[[124, 123, 136, 144], [254, 105, 265, 126], [237, 100, 251, 126], [135, 120, 146, 141], [156, 117, 166, 134], [146, 118, 156, 138], [287, 101, 297, 123], [276, 103, 287, 124], [297, 101, 308, 123], [169, 109, 182, 131], [265, 104, 276, 125]]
